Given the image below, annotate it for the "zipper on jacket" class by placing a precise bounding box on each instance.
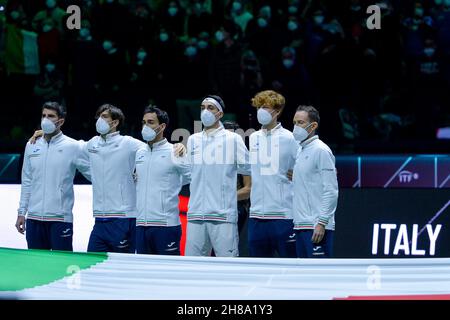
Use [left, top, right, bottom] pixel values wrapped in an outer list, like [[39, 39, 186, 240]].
[[201, 137, 205, 219], [145, 149, 153, 223], [41, 141, 50, 219], [102, 141, 105, 216]]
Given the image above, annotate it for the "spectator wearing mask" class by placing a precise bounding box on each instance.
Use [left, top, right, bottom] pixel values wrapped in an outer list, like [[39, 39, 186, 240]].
[[159, 1, 185, 37], [210, 21, 243, 115], [433, 0, 450, 89], [91, 0, 130, 49], [37, 17, 61, 68], [96, 39, 127, 102], [228, 0, 254, 34], [33, 59, 64, 107], [187, 0, 213, 37], [177, 37, 208, 99], [68, 19, 100, 130], [412, 38, 445, 137], [245, 5, 284, 77], [239, 49, 263, 128], [282, 15, 304, 49], [128, 2, 154, 51], [126, 46, 158, 122], [270, 47, 312, 124], [152, 27, 181, 109], [32, 0, 67, 34]]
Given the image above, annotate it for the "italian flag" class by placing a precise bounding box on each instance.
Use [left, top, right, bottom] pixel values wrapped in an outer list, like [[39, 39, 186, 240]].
[[1, 247, 450, 299], [5, 24, 40, 75]]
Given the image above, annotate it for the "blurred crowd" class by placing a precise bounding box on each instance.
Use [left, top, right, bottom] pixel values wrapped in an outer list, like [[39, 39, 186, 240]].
[[0, 0, 449, 153]]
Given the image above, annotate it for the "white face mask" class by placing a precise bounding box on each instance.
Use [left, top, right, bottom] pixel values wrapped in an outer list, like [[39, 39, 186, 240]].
[[257, 108, 275, 126], [79, 27, 91, 39], [283, 59, 294, 69], [201, 109, 218, 127], [293, 123, 313, 142], [258, 17, 268, 28], [45, 63, 56, 73], [43, 24, 53, 33], [232, 1, 242, 12], [96, 117, 111, 135], [46, 0, 56, 9], [103, 40, 113, 52], [198, 40, 208, 49], [415, 7, 424, 17], [41, 117, 58, 134], [424, 47, 435, 57], [288, 21, 298, 31], [160, 32, 169, 42], [141, 125, 160, 142], [137, 50, 147, 61], [215, 30, 224, 42], [185, 45, 197, 57], [288, 6, 298, 14], [314, 15, 325, 25], [168, 7, 178, 16]]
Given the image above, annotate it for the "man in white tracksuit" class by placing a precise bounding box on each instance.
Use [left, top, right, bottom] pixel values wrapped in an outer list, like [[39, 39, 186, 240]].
[[292, 105, 338, 258], [135, 106, 191, 255], [16, 102, 91, 251], [248, 90, 299, 258], [185, 95, 251, 257], [29, 104, 186, 253], [84, 104, 145, 253]]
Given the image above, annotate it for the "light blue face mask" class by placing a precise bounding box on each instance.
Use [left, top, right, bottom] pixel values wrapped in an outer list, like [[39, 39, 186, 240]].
[[283, 59, 294, 69], [103, 40, 113, 51], [11, 11, 20, 20], [185, 46, 198, 57], [160, 32, 169, 42], [215, 30, 224, 42], [288, 6, 298, 14], [198, 40, 208, 49], [293, 123, 313, 142], [201, 109, 218, 127], [137, 50, 147, 61], [46, 0, 56, 9], [168, 7, 178, 16], [232, 1, 242, 12], [43, 24, 53, 33], [141, 125, 161, 142], [288, 21, 298, 31], [45, 63, 56, 73], [314, 15, 325, 25], [258, 17, 268, 28], [79, 28, 90, 38]]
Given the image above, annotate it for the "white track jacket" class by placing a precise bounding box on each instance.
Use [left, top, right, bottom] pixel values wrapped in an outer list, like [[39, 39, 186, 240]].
[[18, 132, 91, 223]]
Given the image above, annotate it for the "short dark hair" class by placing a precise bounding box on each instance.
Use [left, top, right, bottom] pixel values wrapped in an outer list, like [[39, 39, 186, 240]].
[[143, 105, 169, 126], [42, 101, 66, 119], [296, 105, 320, 126], [95, 104, 125, 129], [204, 95, 226, 111]]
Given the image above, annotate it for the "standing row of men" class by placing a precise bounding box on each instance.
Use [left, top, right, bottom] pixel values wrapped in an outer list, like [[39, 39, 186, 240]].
[[16, 90, 338, 258]]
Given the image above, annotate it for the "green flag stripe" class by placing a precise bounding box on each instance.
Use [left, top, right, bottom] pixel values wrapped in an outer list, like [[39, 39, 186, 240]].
[[0, 248, 107, 291]]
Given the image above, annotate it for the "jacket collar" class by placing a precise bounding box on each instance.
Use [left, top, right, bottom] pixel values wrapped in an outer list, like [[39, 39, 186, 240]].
[[100, 131, 120, 142], [148, 138, 168, 150], [43, 131, 63, 144], [261, 123, 282, 136], [203, 124, 224, 138], [300, 135, 319, 148]]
